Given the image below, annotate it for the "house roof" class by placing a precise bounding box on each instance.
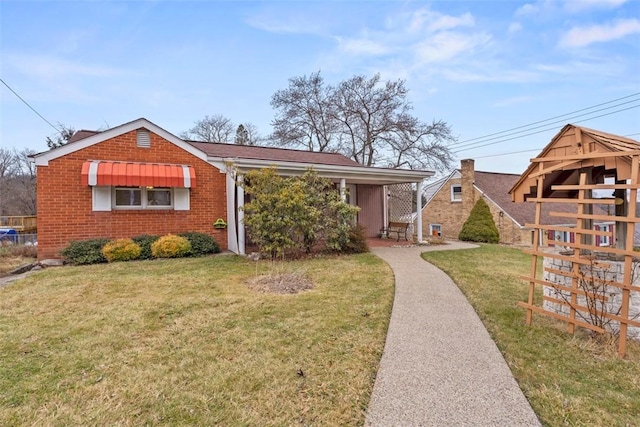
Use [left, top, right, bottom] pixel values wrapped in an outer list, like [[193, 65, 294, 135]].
[[68, 130, 100, 143], [187, 141, 360, 167], [32, 117, 434, 185], [474, 171, 585, 227]]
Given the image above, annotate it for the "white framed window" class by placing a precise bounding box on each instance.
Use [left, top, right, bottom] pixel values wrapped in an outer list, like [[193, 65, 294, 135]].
[[429, 224, 442, 237], [113, 187, 173, 210], [451, 184, 462, 202], [92, 186, 190, 211]]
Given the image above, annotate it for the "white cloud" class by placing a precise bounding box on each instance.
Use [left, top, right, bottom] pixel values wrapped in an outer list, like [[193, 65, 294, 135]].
[[335, 37, 389, 56], [563, 0, 628, 12], [244, 10, 327, 35], [559, 18, 640, 47], [406, 8, 475, 34], [508, 22, 523, 34], [515, 0, 558, 17], [415, 31, 491, 63]]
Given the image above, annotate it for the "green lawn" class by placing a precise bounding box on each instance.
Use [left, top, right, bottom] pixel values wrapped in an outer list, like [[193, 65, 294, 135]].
[[0, 254, 394, 426], [423, 244, 640, 427]]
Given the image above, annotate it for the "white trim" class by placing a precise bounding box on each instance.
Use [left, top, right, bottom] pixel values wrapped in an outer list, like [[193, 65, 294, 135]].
[[416, 180, 423, 243], [226, 172, 239, 254], [451, 184, 462, 202], [214, 158, 433, 185], [237, 175, 245, 256], [33, 118, 208, 166], [88, 160, 99, 186], [182, 165, 192, 188]]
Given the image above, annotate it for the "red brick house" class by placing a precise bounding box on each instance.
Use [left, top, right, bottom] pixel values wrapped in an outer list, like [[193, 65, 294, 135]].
[[421, 159, 611, 246], [33, 118, 434, 259]]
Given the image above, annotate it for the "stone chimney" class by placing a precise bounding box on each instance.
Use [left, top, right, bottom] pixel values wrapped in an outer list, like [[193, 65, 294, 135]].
[[460, 159, 475, 215]]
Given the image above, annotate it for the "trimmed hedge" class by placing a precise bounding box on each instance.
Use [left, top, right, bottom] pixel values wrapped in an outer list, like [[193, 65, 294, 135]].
[[102, 238, 141, 262], [61, 238, 110, 265], [132, 235, 160, 260], [151, 234, 192, 258], [179, 232, 221, 257]]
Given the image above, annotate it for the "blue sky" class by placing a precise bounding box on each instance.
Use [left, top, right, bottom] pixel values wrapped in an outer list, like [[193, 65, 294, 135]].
[[1, 0, 639, 175]]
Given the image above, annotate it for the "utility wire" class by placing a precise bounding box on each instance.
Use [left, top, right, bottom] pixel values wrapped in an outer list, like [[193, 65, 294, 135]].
[[450, 92, 640, 147], [452, 104, 640, 154], [472, 148, 542, 159], [451, 98, 640, 150], [0, 77, 62, 134]]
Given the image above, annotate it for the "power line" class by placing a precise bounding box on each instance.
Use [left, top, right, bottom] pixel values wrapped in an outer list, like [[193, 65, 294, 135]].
[[452, 98, 640, 151], [0, 77, 61, 134], [452, 104, 640, 154], [472, 148, 543, 159], [451, 92, 640, 147]]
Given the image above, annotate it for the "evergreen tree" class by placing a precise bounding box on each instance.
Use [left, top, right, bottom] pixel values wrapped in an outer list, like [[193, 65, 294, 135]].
[[458, 198, 499, 243]]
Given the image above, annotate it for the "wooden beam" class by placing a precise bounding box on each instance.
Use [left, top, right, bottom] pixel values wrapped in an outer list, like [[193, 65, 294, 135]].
[[531, 150, 640, 162], [551, 183, 637, 191], [528, 160, 581, 179], [549, 212, 640, 223], [517, 302, 606, 334], [525, 197, 620, 205]]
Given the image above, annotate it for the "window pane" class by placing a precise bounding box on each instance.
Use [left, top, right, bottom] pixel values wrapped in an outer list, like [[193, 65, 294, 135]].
[[147, 189, 171, 206], [452, 185, 462, 200], [115, 188, 142, 206]]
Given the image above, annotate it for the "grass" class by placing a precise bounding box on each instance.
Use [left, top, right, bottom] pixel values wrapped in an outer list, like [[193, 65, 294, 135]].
[[0, 253, 394, 426], [0, 244, 37, 276], [422, 244, 640, 427]]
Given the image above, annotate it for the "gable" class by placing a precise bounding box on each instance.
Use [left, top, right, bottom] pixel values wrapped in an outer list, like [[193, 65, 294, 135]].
[[33, 118, 207, 166]]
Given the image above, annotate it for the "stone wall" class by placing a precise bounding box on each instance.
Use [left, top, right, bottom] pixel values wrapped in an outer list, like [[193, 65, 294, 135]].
[[543, 254, 640, 339]]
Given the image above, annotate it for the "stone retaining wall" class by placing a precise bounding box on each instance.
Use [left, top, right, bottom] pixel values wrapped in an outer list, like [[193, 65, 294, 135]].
[[543, 254, 640, 340]]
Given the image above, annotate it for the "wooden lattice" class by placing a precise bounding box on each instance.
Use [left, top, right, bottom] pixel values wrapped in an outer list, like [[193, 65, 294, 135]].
[[387, 183, 413, 222], [511, 125, 640, 357]]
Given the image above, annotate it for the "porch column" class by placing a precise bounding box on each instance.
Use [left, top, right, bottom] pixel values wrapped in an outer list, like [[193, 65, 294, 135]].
[[383, 185, 388, 228], [416, 180, 424, 243], [226, 172, 238, 254], [340, 178, 346, 202], [237, 174, 246, 255]]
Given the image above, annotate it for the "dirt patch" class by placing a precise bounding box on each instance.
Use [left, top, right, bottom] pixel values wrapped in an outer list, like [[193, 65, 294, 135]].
[[246, 273, 314, 294]]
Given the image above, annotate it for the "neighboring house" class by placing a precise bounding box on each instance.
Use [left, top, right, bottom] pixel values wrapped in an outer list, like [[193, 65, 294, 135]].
[[421, 159, 608, 246], [32, 118, 434, 259]]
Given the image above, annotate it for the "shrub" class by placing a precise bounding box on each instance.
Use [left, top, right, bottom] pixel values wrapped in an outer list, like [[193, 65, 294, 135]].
[[341, 224, 369, 254], [132, 234, 160, 260], [102, 238, 141, 262], [178, 232, 220, 257], [151, 234, 191, 258], [458, 198, 500, 243], [61, 238, 110, 265]]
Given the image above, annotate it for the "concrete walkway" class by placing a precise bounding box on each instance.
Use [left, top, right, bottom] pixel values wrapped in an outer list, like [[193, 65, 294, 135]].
[[365, 242, 541, 427]]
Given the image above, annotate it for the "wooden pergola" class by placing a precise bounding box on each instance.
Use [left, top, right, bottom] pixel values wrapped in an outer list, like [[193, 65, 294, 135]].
[[510, 124, 640, 357]]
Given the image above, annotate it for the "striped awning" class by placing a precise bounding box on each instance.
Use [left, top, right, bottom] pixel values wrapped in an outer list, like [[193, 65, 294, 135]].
[[81, 160, 195, 188]]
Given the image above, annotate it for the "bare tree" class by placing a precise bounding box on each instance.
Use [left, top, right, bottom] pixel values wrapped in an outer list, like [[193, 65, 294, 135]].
[[270, 71, 456, 171], [270, 71, 338, 152], [242, 122, 262, 146], [0, 148, 36, 215], [46, 124, 76, 149], [181, 114, 235, 143]]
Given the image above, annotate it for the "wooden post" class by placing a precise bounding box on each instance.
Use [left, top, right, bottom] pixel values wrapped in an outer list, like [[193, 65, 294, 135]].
[[618, 154, 639, 357], [526, 166, 545, 326]]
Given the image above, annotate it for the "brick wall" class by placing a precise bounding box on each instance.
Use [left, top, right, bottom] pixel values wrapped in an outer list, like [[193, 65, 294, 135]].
[[36, 130, 228, 259], [421, 159, 532, 245]]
